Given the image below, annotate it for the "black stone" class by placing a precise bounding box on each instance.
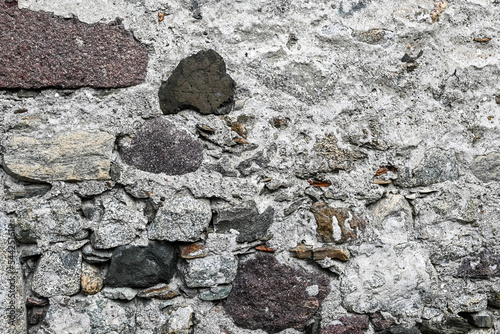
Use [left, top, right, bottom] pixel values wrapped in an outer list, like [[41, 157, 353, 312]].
[[158, 50, 236, 115], [224, 253, 330, 333], [121, 118, 204, 175], [106, 241, 177, 288], [215, 201, 274, 243]]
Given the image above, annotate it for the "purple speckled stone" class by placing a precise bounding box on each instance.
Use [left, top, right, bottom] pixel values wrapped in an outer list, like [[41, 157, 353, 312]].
[[121, 118, 204, 175], [0, 0, 148, 89], [224, 253, 330, 333]]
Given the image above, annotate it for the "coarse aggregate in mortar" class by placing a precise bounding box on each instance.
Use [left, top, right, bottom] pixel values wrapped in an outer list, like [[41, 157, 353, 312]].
[[1, 0, 500, 333]]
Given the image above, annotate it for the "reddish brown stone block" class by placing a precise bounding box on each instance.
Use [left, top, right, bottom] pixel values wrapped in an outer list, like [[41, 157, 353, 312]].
[[0, 1, 148, 89]]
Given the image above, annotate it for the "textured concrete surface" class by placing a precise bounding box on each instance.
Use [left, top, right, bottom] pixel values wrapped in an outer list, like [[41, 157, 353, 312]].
[[1, 0, 500, 333]]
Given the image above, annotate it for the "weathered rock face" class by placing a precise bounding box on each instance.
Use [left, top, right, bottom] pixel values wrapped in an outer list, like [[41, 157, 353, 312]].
[[32, 249, 82, 297], [15, 200, 87, 244], [224, 254, 330, 333], [39, 294, 136, 334], [179, 255, 238, 288], [396, 148, 459, 187], [320, 315, 369, 334], [457, 250, 500, 278], [121, 118, 204, 175], [471, 152, 500, 182], [214, 200, 274, 242], [0, 1, 147, 88], [106, 241, 177, 288], [3, 131, 115, 182], [0, 213, 26, 334], [158, 50, 236, 115], [148, 196, 211, 242], [310, 202, 366, 244]]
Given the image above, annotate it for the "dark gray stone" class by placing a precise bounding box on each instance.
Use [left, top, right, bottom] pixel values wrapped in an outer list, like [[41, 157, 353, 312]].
[[418, 317, 471, 334], [214, 200, 274, 242], [460, 310, 494, 328], [0, 1, 148, 89], [158, 49, 236, 115], [224, 253, 330, 333], [121, 118, 204, 175], [106, 241, 178, 288], [471, 151, 500, 182]]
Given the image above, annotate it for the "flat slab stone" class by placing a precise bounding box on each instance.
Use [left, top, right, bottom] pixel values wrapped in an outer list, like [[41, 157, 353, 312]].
[[121, 118, 204, 175], [179, 255, 238, 288], [158, 49, 236, 115], [0, 1, 148, 89], [3, 131, 115, 182], [0, 213, 27, 334]]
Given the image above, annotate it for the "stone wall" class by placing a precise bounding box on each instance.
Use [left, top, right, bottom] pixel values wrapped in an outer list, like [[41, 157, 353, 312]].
[[1, 0, 500, 333]]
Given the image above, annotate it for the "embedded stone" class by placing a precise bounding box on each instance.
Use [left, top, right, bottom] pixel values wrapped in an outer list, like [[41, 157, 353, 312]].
[[15, 200, 87, 244], [214, 200, 274, 242], [457, 250, 500, 278], [460, 310, 494, 328], [105, 241, 177, 288], [224, 253, 330, 333], [0, 1, 147, 89], [198, 284, 232, 301], [418, 316, 471, 334], [313, 246, 350, 261], [179, 255, 238, 288], [396, 148, 459, 187], [310, 202, 366, 244], [121, 118, 204, 175], [137, 284, 180, 300], [448, 294, 487, 314], [32, 250, 82, 297], [158, 50, 236, 115], [0, 213, 27, 334], [148, 196, 211, 242], [161, 306, 194, 334], [91, 196, 148, 249], [81, 262, 103, 295], [82, 244, 113, 263], [39, 294, 136, 334], [471, 151, 500, 182], [101, 287, 138, 301], [3, 131, 115, 182], [320, 315, 369, 334], [179, 242, 206, 259]]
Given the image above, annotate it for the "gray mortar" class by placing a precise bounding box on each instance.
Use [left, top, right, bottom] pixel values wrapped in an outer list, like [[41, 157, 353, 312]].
[[1, 0, 500, 333]]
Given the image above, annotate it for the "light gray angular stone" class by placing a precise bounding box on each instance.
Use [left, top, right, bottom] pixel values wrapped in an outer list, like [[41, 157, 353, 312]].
[[91, 196, 148, 249], [371, 194, 412, 246], [102, 287, 138, 301], [448, 294, 488, 314], [148, 196, 211, 242], [471, 151, 500, 182], [161, 305, 194, 334], [39, 294, 136, 334], [180, 255, 238, 288], [15, 200, 88, 244], [0, 213, 27, 334], [32, 250, 82, 297], [3, 131, 115, 182]]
